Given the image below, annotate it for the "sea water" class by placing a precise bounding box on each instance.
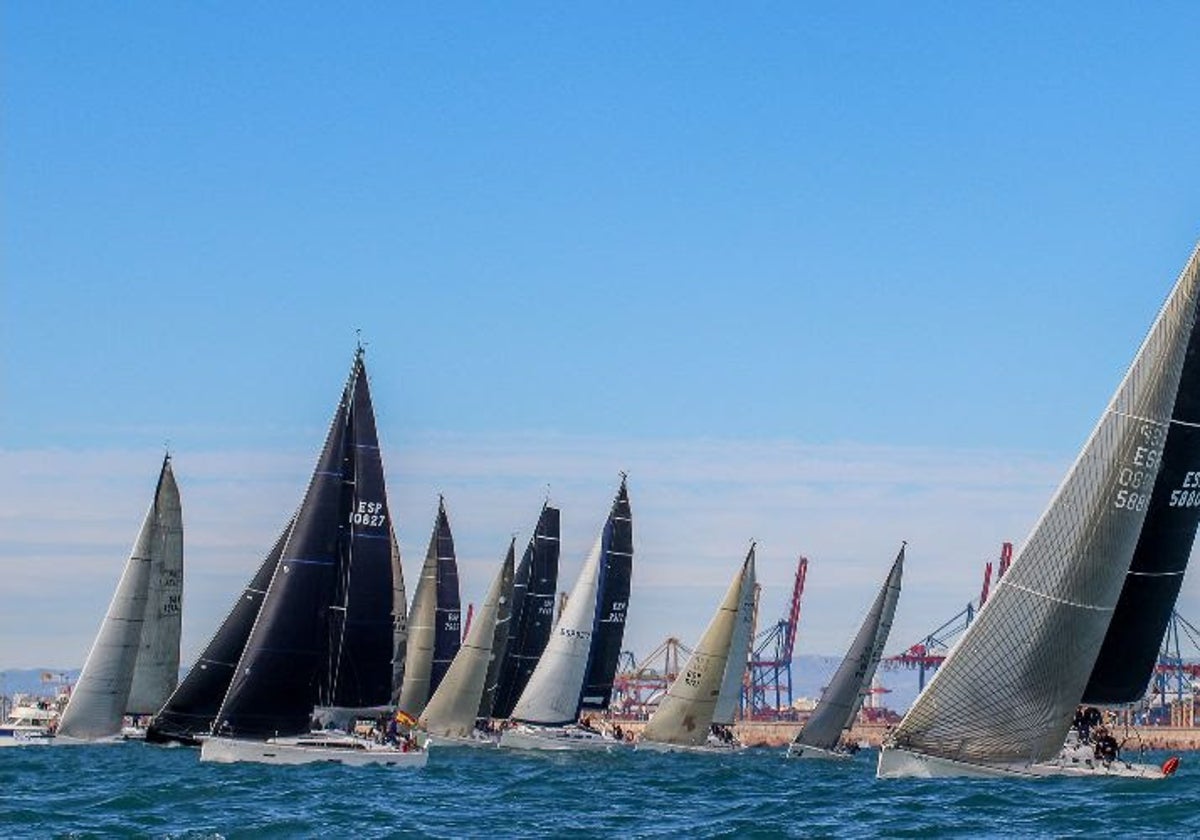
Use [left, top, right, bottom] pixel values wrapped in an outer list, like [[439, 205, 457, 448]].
[[2, 743, 1196, 838]]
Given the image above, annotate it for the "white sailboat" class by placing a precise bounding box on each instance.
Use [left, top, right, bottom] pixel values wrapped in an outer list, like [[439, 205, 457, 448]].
[[500, 478, 633, 752], [638, 545, 756, 754], [789, 544, 903, 760], [53, 455, 183, 744], [878, 244, 1200, 781], [420, 541, 514, 748]]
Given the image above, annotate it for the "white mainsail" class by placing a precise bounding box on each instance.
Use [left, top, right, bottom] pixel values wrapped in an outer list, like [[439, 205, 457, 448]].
[[421, 546, 514, 738], [794, 544, 903, 752], [59, 456, 181, 740], [510, 536, 602, 725], [396, 534, 438, 716], [127, 457, 184, 715], [642, 548, 755, 746], [713, 547, 757, 726], [886, 245, 1200, 770]]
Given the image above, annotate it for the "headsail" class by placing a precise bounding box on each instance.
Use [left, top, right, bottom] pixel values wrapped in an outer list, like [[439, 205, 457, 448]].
[[148, 520, 292, 743], [489, 504, 561, 719], [713, 544, 757, 726], [397, 498, 461, 716], [60, 456, 181, 740], [127, 454, 185, 715], [421, 543, 515, 738], [794, 544, 903, 751], [1083, 297, 1200, 703], [890, 246, 1200, 766], [389, 524, 408, 702], [642, 546, 755, 746], [580, 478, 633, 711], [478, 539, 518, 718]]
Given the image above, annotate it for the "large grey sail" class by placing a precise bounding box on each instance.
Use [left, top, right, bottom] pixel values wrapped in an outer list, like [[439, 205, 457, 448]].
[[794, 544, 903, 751], [396, 504, 445, 716], [389, 525, 408, 701], [642, 548, 754, 746], [712, 546, 757, 726], [127, 456, 184, 715], [421, 545, 515, 738], [59, 458, 177, 739], [891, 247, 1200, 766]]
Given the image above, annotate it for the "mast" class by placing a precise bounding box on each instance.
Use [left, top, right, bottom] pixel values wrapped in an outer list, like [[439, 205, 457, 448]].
[[794, 544, 904, 751]]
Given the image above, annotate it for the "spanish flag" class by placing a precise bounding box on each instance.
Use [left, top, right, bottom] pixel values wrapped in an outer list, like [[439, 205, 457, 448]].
[[394, 709, 417, 727]]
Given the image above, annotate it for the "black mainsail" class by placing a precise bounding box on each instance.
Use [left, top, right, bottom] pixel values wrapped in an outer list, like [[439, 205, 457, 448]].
[[488, 504, 561, 719], [579, 478, 633, 711], [213, 350, 395, 739], [431, 501, 462, 696], [146, 521, 293, 744], [1083, 312, 1200, 704]]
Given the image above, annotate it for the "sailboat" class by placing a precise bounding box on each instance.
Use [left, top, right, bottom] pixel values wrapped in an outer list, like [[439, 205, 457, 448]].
[[486, 503, 561, 720], [420, 541, 515, 747], [500, 477, 633, 751], [147, 521, 292, 745], [788, 544, 904, 760], [638, 544, 756, 753], [200, 348, 425, 767], [877, 243, 1200, 780], [396, 498, 462, 718], [53, 455, 183, 744]]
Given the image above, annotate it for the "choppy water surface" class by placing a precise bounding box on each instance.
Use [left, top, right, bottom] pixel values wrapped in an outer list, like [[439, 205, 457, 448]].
[[2, 743, 1197, 838]]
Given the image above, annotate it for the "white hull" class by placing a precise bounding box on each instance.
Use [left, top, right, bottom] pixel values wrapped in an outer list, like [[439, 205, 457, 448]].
[[877, 745, 1170, 780], [200, 735, 427, 768], [636, 738, 745, 755], [426, 732, 500, 749], [499, 725, 627, 752], [0, 730, 55, 747], [787, 743, 854, 761]]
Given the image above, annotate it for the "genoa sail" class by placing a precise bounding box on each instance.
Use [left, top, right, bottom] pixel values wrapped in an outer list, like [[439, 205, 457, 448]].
[[60, 455, 182, 740], [421, 543, 515, 738], [713, 545, 757, 726], [397, 498, 461, 716], [488, 504, 561, 719], [511, 478, 631, 725], [390, 524, 408, 702], [642, 546, 755, 746], [478, 539, 518, 719], [794, 544, 903, 751], [579, 478, 633, 710], [889, 246, 1200, 767], [148, 520, 292, 744], [1083, 298, 1200, 703]]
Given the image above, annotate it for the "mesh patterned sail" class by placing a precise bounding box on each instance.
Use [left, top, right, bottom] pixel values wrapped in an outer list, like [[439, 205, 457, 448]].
[[893, 248, 1200, 765], [712, 546, 756, 726], [421, 545, 514, 738], [794, 545, 903, 751], [643, 549, 754, 746]]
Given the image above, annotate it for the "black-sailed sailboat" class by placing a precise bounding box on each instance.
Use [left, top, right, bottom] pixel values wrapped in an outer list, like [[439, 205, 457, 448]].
[[500, 477, 633, 751], [199, 348, 425, 767], [486, 503, 561, 719]]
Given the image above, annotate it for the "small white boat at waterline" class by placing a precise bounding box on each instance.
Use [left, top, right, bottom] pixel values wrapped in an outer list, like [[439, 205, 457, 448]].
[[499, 722, 626, 752], [201, 733, 426, 767], [0, 703, 59, 747]]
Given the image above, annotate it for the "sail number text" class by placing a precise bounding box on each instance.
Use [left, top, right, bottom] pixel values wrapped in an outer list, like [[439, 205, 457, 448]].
[[351, 500, 386, 527], [1113, 441, 1162, 512], [1170, 470, 1200, 508]]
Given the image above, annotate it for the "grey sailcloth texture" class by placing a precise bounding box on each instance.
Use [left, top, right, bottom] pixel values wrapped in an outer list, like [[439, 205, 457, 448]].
[[642, 548, 755, 746], [389, 525, 408, 701], [794, 544, 904, 751], [892, 246, 1200, 765], [477, 539, 517, 718], [713, 546, 757, 726], [510, 534, 603, 725], [60, 457, 181, 739], [421, 544, 515, 737], [397, 519, 440, 716], [127, 456, 185, 715]]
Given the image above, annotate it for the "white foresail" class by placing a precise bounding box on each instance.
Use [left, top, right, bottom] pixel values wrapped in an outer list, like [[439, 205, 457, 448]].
[[643, 550, 753, 746], [510, 536, 602, 725], [795, 545, 903, 750], [59, 461, 173, 739], [713, 548, 756, 726], [892, 247, 1200, 765], [127, 458, 184, 715], [421, 549, 514, 737], [396, 543, 438, 716]]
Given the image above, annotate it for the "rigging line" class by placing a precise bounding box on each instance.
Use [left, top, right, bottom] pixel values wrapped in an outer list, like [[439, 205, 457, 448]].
[[1128, 570, 1185, 577], [1105, 408, 1170, 427], [1001, 580, 1115, 612]]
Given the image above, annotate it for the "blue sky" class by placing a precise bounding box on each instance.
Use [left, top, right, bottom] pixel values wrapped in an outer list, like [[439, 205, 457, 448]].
[[5, 5, 1200, 682]]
